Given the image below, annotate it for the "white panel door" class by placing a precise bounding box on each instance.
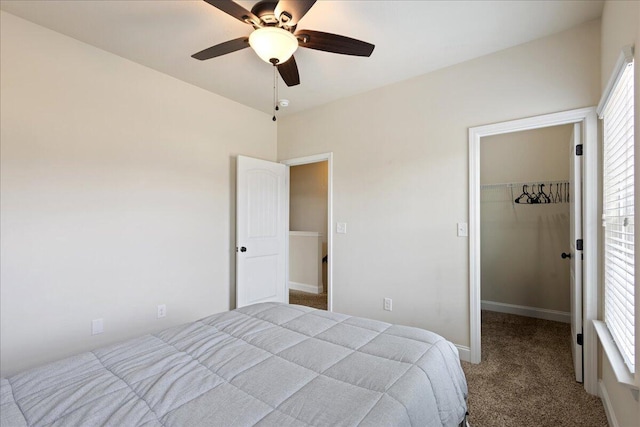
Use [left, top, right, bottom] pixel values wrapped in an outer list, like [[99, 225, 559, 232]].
[[569, 123, 583, 383], [236, 156, 288, 308]]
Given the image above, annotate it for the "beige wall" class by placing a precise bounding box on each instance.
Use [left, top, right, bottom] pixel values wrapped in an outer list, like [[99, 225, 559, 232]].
[[278, 20, 600, 347], [481, 126, 573, 185], [601, 0, 640, 90], [289, 232, 323, 294], [481, 126, 572, 312], [599, 0, 640, 424], [0, 12, 276, 376], [290, 162, 328, 238]]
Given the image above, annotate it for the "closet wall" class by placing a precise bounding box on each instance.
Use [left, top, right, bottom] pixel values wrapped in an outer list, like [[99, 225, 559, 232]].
[[480, 125, 573, 314]]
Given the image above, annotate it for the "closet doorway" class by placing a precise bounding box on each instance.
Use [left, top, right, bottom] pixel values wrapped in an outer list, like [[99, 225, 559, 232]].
[[281, 153, 333, 311], [480, 125, 580, 378], [479, 125, 574, 327], [469, 108, 598, 394]]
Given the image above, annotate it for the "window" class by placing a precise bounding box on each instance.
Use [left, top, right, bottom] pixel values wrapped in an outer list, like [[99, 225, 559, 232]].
[[601, 51, 635, 374]]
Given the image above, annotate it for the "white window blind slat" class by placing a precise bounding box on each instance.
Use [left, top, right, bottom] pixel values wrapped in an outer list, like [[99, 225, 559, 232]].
[[605, 153, 635, 175], [602, 58, 635, 374]]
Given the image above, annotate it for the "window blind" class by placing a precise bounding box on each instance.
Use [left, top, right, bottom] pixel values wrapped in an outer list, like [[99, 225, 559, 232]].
[[602, 57, 635, 373]]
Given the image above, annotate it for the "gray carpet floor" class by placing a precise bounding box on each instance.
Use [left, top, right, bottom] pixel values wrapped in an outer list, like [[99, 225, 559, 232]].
[[461, 311, 608, 427]]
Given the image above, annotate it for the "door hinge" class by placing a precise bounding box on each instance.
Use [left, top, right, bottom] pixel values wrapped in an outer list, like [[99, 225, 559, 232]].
[[576, 144, 583, 156], [577, 333, 583, 346], [576, 239, 583, 250]]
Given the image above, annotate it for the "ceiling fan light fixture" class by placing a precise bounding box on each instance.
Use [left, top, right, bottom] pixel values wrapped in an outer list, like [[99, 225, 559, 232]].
[[249, 27, 298, 64]]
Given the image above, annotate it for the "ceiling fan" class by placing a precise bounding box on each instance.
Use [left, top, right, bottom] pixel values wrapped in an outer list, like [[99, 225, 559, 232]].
[[192, 0, 375, 87]]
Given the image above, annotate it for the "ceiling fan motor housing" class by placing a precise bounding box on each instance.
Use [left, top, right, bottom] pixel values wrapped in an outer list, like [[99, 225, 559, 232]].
[[251, 1, 287, 27]]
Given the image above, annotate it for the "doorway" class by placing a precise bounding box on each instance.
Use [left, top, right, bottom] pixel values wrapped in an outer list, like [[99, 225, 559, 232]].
[[479, 124, 581, 383], [479, 124, 574, 324], [281, 153, 333, 311], [468, 107, 599, 395]]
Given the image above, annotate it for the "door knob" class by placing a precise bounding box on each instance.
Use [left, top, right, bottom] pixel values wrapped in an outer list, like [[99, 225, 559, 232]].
[[240, 246, 247, 252], [561, 252, 571, 259]]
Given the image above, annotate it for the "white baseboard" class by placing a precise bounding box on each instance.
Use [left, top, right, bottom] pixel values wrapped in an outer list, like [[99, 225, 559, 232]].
[[599, 379, 620, 427], [481, 300, 570, 323], [456, 345, 471, 363], [289, 281, 320, 294]]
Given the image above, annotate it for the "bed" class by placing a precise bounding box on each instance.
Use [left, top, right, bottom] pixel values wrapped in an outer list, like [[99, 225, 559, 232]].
[[1, 303, 468, 426]]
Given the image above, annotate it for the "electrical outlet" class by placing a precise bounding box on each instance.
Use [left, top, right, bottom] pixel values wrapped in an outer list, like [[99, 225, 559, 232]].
[[157, 304, 166, 318], [384, 298, 392, 311], [92, 318, 104, 335]]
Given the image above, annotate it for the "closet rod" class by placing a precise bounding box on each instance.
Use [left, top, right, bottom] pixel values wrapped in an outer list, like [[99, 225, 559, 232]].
[[481, 180, 571, 204], [480, 180, 569, 189]]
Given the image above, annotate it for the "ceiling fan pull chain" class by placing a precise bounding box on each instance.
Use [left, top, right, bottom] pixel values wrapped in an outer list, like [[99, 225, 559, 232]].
[[272, 64, 279, 122]]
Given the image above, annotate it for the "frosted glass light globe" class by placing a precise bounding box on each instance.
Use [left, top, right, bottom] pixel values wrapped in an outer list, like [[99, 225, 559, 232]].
[[249, 27, 298, 64]]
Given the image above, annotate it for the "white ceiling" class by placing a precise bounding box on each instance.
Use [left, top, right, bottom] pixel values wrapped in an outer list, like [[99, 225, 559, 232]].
[[1, 0, 604, 116]]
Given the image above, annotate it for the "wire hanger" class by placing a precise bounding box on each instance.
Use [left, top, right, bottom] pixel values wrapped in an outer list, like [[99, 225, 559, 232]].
[[515, 185, 531, 204], [537, 184, 551, 204], [484, 181, 569, 205]]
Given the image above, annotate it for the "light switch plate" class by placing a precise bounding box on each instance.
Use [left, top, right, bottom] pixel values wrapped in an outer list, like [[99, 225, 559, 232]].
[[457, 222, 468, 237], [337, 222, 347, 234]]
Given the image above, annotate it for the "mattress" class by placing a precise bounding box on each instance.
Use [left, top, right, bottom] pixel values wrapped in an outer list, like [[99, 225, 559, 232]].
[[1, 303, 468, 426]]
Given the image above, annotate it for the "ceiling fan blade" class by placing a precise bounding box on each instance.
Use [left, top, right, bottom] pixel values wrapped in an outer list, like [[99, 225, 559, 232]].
[[296, 30, 374, 57], [274, 0, 316, 26], [203, 0, 260, 25], [192, 37, 249, 60], [277, 56, 300, 87]]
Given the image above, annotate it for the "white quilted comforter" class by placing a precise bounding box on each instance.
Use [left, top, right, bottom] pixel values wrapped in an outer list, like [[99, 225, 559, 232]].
[[1, 303, 468, 426]]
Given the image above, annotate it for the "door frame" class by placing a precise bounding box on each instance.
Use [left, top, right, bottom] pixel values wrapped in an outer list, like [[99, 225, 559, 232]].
[[281, 153, 334, 311], [569, 123, 584, 383], [468, 107, 598, 395]]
